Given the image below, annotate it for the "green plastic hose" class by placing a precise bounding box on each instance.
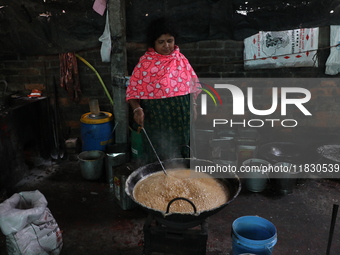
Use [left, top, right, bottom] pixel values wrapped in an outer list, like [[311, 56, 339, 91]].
[[76, 54, 114, 106]]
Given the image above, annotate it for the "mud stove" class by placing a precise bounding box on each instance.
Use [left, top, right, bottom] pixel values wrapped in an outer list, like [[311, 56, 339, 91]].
[[143, 214, 208, 255]]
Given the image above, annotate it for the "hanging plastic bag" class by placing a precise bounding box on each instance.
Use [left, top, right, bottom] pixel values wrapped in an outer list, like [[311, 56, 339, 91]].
[[325, 25, 340, 75], [99, 10, 111, 63], [0, 190, 63, 255]]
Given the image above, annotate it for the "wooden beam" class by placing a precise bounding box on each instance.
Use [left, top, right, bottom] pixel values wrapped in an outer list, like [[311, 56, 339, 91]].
[[108, 0, 128, 145]]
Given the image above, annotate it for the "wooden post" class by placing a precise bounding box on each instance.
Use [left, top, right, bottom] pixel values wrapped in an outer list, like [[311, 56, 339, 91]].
[[108, 0, 128, 144]]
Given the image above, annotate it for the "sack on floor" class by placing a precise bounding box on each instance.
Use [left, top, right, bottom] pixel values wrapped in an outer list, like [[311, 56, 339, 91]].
[[0, 190, 63, 255]]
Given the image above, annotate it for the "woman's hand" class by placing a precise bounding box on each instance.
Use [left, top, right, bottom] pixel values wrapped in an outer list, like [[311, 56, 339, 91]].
[[128, 99, 144, 127], [133, 107, 144, 127]]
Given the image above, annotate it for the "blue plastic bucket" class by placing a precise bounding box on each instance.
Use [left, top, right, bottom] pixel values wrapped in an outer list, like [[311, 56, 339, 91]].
[[232, 216, 277, 255], [80, 112, 114, 151]]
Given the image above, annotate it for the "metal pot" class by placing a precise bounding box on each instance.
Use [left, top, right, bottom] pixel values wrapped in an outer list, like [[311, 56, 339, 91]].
[[317, 144, 340, 163], [125, 158, 241, 228], [259, 142, 321, 164]]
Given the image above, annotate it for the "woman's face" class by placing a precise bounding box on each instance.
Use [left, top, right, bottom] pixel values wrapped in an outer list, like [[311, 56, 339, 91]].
[[154, 34, 175, 55]]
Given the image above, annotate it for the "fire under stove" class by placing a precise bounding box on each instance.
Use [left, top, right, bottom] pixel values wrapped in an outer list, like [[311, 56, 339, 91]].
[[143, 214, 208, 255]]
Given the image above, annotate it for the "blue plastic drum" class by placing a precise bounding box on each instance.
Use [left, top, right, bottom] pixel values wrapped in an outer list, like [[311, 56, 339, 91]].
[[80, 112, 114, 151]]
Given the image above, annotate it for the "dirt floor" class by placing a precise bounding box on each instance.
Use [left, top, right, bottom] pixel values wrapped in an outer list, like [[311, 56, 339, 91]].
[[1, 158, 340, 255]]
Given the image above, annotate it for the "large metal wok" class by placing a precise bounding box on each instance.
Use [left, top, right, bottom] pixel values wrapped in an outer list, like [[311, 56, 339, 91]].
[[125, 158, 241, 228]]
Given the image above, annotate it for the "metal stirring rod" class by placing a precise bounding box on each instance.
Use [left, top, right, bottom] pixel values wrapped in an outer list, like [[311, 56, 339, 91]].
[[141, 127, 167, 175]]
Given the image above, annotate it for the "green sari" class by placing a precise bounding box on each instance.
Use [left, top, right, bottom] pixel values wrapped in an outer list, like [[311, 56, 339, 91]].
[[140, 94, 191, 164]]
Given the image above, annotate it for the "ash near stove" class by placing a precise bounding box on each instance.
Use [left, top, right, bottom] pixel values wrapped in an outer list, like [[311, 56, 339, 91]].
[[143, 214, 208, 255]]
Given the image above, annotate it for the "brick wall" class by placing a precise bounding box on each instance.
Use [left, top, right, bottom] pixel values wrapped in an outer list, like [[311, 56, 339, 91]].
[[1, 37, 340, 145], [0, 48, 112, 139]]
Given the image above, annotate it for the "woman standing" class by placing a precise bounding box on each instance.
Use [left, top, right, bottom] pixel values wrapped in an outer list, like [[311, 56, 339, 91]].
[[126, 18, 200, 164]]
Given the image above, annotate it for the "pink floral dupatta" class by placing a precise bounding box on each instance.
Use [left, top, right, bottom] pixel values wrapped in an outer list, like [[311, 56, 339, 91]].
[[126, 46, 200, 100]]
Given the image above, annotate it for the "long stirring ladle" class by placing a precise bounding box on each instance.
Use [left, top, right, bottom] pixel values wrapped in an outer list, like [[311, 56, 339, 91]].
[[141, 127, 167, 175]]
